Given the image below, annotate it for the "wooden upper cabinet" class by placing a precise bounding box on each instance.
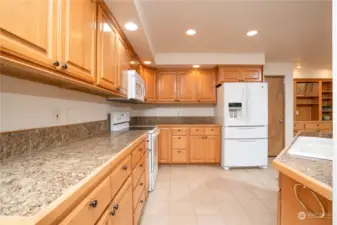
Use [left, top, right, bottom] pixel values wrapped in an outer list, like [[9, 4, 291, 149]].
[[96, 7, 118, 91], [217, 66, 263, 83], [116, 36, 128, 95], [60, 0, 96, 83], [0, 0, 58, 68], [157, 72, 177, 102], [197, 70, 216, 102], [178, 71, 197, 102], [144, 68, 157, 102]]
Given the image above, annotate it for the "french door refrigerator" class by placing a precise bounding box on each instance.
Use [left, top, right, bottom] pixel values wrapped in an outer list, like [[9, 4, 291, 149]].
[[215, 83, 268, 170]]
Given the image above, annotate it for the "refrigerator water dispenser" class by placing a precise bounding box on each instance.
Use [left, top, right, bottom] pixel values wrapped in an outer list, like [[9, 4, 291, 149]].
[[228, 102, 242, 118]]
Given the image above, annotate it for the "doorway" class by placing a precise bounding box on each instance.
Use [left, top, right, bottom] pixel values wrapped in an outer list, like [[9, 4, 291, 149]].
[[265, 76, 285, 156]]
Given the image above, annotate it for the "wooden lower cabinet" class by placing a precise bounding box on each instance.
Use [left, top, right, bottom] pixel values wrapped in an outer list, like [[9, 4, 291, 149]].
[[97, 178, 133, 225], [159, 128, 171, 163], [159, 126, 220, 165], [294, 121, 332, 136], [278, 174, 332, 225]]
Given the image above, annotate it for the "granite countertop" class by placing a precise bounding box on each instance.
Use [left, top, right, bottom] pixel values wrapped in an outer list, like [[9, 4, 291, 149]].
[[273, 132, 333, 200], [0, 130, 147, 217]]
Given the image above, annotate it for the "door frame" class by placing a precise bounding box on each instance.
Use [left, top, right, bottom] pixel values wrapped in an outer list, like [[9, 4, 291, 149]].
[[265, 75, 286, 156]]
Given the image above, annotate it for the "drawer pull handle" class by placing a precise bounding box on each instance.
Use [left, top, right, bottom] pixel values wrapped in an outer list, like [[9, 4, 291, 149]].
[[113, 204, 119, 210], [140, 182, 144, 186], [122, 165, 128, 170], [89, 200, 98, 208], [140, 200, 144, 203], [110, 210, 116, 216], [293, 184, 326, 218]]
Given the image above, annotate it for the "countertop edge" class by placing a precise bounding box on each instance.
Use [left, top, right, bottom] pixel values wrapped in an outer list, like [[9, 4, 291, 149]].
[[272, 159, 332, 201], [0, 132, 148, 225]]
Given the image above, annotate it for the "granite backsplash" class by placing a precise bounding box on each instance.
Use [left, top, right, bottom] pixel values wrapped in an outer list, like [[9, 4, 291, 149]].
[[130, 116, 215, 125], [0, 120, 108, 160]]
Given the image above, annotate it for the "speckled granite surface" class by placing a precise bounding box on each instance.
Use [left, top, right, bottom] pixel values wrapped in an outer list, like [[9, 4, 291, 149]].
[[274, 132, 333, 188], [0, 130, 147, 217]]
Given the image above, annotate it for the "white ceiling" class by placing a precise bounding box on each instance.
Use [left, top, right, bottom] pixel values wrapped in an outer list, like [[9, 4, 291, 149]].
[[106, 0, 332, 69]]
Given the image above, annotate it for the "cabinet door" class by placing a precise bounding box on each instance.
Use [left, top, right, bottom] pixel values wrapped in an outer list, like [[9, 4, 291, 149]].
[[158, 72, 177, 102], [189, 136, 205, 163], [219, 67, 242, 82], [144, 68, 157, 102], [178, 71, 197, 102], [0, 0, 57, 68], [96, 7, 118, 91], [159, 128, 171, 163], [279, 174, 332, 225], [241, 67, 262, 82], [116, 36, 128, 95], [60, 0, 96, 83], [197, 70, 216, 102], [204, 136, 220, 163]]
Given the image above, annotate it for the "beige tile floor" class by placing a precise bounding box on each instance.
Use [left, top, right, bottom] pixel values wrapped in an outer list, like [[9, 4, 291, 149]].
[[141, 158, 278, 225]]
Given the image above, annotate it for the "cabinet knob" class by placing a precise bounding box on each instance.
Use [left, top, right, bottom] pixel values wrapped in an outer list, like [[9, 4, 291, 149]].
[[139, 148, 143, 152], [178, 137, 181, 139], [178, 129, 181, 131], [110, 210, 116, 216], [140, 164, 143, 167], [140, 182, 144, 186], [122, 165, 128, 170], [89, 200, 98, 208], [178, 150, 181, 153], [116, 87, 120, 91], [113, 204, 119, 210], [196, 129, 199, 131], [61, 64, 68, 69], [140, 200, 144, 203], [52, 61, 60, 66]]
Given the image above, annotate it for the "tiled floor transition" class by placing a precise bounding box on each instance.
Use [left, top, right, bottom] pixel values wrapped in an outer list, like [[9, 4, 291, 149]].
[[140, 159, 278, 225]]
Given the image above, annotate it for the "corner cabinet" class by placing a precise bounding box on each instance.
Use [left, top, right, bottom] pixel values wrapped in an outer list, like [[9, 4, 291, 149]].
[[217, 66, 263, 84], [0, 0, 58, 68], [60, 0, 97, 83]]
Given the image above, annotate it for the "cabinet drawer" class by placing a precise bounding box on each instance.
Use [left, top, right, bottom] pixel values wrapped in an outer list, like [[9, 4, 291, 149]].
[[110, 155, 131, 199], [133, 172, 145, 210], [132, 141, 146, 169], [132, 155, 145, 190], [224, 126, 267, 139], [190, 127, 205, 136], [134, 190, 146, 225], [304, 123, 320, 130], [171, 127, 188, 136], [171, 150, 188, 163], [294, 123, 305, 130], [172, 136, 188, 149], [205, 127, 220, 135], [319, 123, 332, 130], [60, 176, 111, 225]]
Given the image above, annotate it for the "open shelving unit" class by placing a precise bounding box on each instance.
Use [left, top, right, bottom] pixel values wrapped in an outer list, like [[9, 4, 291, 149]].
[[294, 78, 333, 121]]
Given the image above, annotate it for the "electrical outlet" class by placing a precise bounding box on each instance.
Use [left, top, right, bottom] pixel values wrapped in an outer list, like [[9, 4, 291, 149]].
[[53, 108, 61, 123]]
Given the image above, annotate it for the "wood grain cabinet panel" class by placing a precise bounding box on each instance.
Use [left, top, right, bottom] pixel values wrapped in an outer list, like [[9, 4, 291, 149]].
[[190, 127, 206, 136], [241, 67, 262, 82], [157, 72, 177, 102], [171, 128, 188, 136], [60, 176, 112, 225], [96, 7, 118, 91], [217, 66, 263, 83], [144, 68, 157, 102], [197, 70, 216, 102], [131, 142, 146, 169], [132, 155, 145, 190], [171, 150, 188, 163], [189, 136, 205, 163], [204, 136, 220, 163], [178, 71, 197, 102], [172, 136, 188, 149], [218, 67, 242, 83], [0, 0, 58, 68], [133, 190, 146, 225], [60, 0, 97, 83], [110, 155, 131, 199], [133, 173, 145, 210], [96, 178, 133, 225], [159, 128, 171, 163], [205, 127, 220, 136], [116, 36, 128, 95]]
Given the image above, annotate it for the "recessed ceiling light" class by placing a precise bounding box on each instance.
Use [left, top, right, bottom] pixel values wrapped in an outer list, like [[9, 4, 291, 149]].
[[124, 22, 138, 31], [193, 65, 200, 68], [297, 65, 301, 69], [246, 30, 258, 36], [186, 29, 196, 36], [144, 61, 151, 65]]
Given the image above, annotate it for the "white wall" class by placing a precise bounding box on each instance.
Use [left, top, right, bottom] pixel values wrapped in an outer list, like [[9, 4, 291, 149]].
[[131, 104, 214, 117], [293, 68, 332, 78], [263, 62, 294, 146], [0, 75, 132, 132]]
